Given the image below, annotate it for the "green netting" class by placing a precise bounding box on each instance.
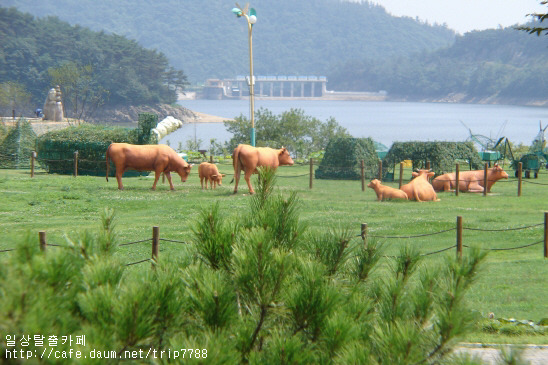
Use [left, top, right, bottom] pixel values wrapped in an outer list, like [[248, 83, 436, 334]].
[[315, 137, 379, 180], [0, 118, 37, 169]]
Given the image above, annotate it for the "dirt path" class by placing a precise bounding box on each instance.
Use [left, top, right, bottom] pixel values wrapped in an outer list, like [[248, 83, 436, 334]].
[[455, 344, 548, 364]]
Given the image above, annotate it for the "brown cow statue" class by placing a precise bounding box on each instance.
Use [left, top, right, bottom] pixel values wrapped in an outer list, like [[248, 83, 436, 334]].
[[400, 169, 439, 202], [106, 143, 192, 190], [367, 179, 408, 201], [232, 144, 294, 194], [198, 162, 226, 190], [432, 163, 508, 193]]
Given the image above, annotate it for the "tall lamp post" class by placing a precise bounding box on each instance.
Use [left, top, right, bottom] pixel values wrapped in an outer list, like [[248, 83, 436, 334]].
[[232, 3, 257, 146]]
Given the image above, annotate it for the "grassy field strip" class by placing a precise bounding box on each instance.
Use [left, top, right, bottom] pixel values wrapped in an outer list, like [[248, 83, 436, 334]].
[[1, 165, 547, 343]]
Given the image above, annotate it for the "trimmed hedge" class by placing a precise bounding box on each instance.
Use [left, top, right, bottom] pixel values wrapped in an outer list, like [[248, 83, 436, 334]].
[[0, 118, 37, 169], [36, 123, 138, 176], [382, 141, 482, 176], [315, 137, 379, 180]]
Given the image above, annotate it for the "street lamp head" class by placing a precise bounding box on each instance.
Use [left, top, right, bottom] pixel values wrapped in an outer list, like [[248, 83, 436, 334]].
[[232, 7, 243, 17], [249, 15, 257, 24]]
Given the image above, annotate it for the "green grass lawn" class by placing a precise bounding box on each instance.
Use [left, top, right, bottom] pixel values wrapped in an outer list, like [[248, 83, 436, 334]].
[[1, 162, 547, 344]]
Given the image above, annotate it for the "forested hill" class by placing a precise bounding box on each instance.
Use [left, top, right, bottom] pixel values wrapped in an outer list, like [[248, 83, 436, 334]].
[[0, 7, 186, 109], [328, 26, 548, 104], [3, 0, 455, 83]]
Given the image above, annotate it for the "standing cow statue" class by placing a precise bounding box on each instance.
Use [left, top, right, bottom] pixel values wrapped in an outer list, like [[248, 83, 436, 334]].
[[106, 143, 192, 190], [432, 163, 508, 193], [232, 144, 294, 194], [198, 162, 226, 190], [400, 169, 439, 202]]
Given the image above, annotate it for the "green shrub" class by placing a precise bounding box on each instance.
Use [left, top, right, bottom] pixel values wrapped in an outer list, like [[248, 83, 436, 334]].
[[382, 141, 482, 176], [315, 137, 379, 180]]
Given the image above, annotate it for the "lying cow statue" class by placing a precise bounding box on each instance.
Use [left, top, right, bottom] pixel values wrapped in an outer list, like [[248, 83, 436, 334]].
[[106, 143, 192, 190], [198, 162, 226, 190], [432, 163, 508, 193], [367, 179, 408, 201], [232, 144, 294, 194], [401, 169, 439, 202]]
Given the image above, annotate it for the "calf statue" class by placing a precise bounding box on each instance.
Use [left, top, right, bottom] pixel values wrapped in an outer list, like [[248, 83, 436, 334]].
[[198, 162, 226, 190], [367, 179, 408, 201]]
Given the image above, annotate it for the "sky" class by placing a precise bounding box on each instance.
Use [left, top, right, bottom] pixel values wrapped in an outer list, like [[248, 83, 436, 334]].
[[367, 0, 546, 34]]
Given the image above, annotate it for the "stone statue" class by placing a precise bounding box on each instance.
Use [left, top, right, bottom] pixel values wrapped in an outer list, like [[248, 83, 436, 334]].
[[43, 85, 64, 121]]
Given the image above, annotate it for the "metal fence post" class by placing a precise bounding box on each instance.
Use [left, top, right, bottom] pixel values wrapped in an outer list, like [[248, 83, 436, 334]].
[[456, 216, 463, 260]]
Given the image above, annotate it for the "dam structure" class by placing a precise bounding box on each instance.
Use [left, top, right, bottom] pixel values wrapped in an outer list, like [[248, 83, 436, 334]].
[[201, 76, 386, 101], [203, 76, 326, 99]]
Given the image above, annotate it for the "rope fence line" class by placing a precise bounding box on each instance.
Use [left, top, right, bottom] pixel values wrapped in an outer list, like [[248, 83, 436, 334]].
[[1, 212, 548, 265], [463, 240, 543, 251], [369, 228, 456, 239], [158, 238, 188, 244], [359, 212, 548, 259], [119, 238, 152, 246], [125, 258, 151, 266], [463, 223, 543, 232]]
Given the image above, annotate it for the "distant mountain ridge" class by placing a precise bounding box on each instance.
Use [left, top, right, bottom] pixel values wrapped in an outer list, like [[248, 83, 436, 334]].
[[328, 26, 548, 105], [3, 0, 455, 83]]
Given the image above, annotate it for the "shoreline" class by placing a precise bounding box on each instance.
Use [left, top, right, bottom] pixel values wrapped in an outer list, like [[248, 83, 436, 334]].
[[191, 111, 233, 123]]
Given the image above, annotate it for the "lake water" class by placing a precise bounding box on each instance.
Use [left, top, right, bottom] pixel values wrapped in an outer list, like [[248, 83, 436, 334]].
[[160, 100, 548, 150]]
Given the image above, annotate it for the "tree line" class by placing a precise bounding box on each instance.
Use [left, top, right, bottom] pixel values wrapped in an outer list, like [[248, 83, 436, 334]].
[[3, 0, 455, 83], [0, 7, 188, 118], [328, 25, 548, 101]]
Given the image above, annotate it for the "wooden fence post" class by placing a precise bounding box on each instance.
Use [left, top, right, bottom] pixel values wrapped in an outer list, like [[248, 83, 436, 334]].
[[309, 158, 314, 190], [518, 162, 522, 197], [361, 160, 365, 192], [73, 151, 78, 177], [455, 163, 460, 197], [483, 163, 488, 196], [361, 223, 367, 248], [31, 151, 36, 178], [399, 162, 404, 189], [39, 231, 47, 252], [544, 212, 548, 259], [425, 161, 430, 170], [152, 226, 159, 266], [378, 159, 383, 182], [456, 216, 463, 260], [209, 155, 213, 163]]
